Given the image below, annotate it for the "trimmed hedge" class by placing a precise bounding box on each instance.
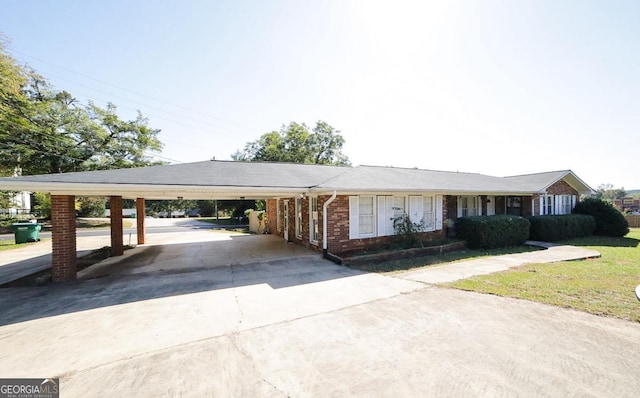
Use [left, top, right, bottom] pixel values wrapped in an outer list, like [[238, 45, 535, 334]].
[[572, 198, 629, 237], [455, 215, 530, 249], [528, 214, 595, 242]]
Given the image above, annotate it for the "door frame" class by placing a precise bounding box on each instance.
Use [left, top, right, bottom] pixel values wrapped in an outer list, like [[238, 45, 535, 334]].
[[283, 200, 289, 241]]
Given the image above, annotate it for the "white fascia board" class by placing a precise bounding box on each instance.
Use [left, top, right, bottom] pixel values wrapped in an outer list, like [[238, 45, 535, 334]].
[[0, 181, 307, 200], [315, 189, 538, 196]]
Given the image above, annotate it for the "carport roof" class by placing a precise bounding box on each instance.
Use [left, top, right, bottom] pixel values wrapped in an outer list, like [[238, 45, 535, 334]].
[[0, 160, 594, 199]]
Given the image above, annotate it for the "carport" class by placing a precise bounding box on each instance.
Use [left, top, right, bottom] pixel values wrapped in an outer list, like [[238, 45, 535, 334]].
[[0, 161, 348, 282]]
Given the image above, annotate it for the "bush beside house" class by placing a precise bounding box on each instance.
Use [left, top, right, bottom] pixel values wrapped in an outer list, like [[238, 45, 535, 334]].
[[572, 198, 629, 237], [528, 214, 596, 242], [455, 215, 530, 249]]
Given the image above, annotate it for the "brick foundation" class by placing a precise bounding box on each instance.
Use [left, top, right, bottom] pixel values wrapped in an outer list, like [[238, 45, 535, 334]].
[[51, 195, 77, 282]]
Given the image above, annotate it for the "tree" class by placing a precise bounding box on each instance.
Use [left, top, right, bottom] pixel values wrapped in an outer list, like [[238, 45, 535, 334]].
[[0, 37, 164, 175], [595, 184, 626, 202], [232, 121, 350, 165]]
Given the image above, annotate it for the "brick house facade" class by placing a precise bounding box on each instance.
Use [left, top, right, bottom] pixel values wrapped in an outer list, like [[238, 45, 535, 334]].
[[0, 161, 594, 281], [267, 179, 581, 255]]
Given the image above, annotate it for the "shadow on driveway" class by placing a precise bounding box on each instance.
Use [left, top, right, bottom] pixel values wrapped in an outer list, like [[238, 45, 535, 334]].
[[0, 248, 362, 327]]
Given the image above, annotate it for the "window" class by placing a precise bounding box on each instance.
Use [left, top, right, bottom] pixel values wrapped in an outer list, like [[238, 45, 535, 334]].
[[310, 196, 319, 244], [423, 196, 435, 231], [543, 195, 553, 215], [558, 195, 572, 215], [295, 197, 303, 239], [458, 196, 480, 217], [359, 196, 375, 235], [541, 194, 576, 215], [351, 195, 443, 239], [506, 196, 522, 216], [276, 199, 281, 232]]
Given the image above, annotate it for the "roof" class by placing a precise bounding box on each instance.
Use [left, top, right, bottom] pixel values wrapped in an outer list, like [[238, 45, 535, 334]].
[[0, 160, 594, 199], [315, 166, 533, 194], [504, 170, 594, 195]]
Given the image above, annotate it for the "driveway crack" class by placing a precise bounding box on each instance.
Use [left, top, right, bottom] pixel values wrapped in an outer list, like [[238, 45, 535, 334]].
[[228, 263, 290, 397]]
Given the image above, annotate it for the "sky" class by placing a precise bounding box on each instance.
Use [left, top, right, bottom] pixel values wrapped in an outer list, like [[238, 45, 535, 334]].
[[1, 0, 638, 189]]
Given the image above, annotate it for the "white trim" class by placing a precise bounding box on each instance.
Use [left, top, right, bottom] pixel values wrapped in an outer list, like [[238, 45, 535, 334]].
[[309, 196, 319, 245], [323, 191, 337, 250], [295, 197, 303, 239]]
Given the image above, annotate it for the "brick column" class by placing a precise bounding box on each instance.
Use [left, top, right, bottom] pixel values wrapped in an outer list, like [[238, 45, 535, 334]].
[[51, 195, 77, 282], [110, 196, 124, 256], [136, 197, 146, 245]]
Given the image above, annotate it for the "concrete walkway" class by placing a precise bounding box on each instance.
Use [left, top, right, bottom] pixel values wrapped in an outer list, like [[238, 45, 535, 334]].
[[397, 241, 601, 284]]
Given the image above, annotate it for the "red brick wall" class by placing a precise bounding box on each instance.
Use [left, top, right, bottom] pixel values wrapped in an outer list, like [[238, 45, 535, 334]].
[[136, 198, 146, 245], [325, 195, 447, 255], [51, 195, 77, 282], [110, 196, 124, 256], [270, 194, 450, 255], [547, 180, 578, 195], [266, 199, 278, 236]]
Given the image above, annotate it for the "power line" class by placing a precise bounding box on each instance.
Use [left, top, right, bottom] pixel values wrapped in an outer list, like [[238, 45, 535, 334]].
[[12, 49, 257, 132]]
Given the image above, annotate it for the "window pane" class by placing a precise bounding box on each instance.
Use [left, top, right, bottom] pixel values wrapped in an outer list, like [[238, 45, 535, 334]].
[[423, 196, 434, 230], [359, 197, 374, 235]]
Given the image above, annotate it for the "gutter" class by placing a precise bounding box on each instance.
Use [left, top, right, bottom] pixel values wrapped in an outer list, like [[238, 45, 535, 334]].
[[322, 191, 340, 263]]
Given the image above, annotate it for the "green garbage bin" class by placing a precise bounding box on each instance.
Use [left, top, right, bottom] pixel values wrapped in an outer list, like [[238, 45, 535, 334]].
[[11, 223, 43, 244]]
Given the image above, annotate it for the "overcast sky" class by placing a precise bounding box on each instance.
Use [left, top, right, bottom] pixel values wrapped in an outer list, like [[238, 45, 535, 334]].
[[2, 1, 638, 189]]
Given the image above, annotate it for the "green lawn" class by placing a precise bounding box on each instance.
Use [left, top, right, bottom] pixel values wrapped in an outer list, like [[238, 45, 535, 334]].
[[445, 228, 640, 322], [349, 245, 540, 273]]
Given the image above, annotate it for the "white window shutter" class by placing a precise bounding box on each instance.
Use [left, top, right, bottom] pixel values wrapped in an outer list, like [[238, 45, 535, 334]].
[[349, 196, 359, 239], [571, 195, 576, 211], [539, 196, 544, 216], [554, 195, 560, 215], [435, 195, 443, 230]]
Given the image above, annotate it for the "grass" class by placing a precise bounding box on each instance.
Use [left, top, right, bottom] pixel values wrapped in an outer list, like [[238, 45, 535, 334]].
[[0, 239, 46, 252], [349, 245, 540, 273], [445, 228, 640, 322]]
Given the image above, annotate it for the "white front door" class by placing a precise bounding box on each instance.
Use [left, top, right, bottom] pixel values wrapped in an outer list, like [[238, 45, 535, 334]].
[[283, 200, 289, 241]]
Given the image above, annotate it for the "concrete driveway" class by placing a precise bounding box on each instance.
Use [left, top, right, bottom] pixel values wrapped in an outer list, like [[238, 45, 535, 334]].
[[0, 229, 639, 396]]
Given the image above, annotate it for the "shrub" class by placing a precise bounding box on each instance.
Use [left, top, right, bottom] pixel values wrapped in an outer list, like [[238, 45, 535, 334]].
[[528, 214, 595, 242], [77, 197, 107, 217], [572, 198, 629, 237], [393, 214, 426, 249], [455, 215, 530, 249]]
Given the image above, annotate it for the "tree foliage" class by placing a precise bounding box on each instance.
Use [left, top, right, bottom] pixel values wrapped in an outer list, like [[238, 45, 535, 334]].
[[595, 183, 626, 202], [0, 38, 163, 176], [232, 121, 350, 165]]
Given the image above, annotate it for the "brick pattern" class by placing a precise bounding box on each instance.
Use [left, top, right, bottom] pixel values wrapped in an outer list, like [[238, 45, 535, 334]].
[[136, 198, 146, 245], [546, 180, 578, 195], [51, 195, 77, 282], [110, 196, 124, 256], [266, 199, 278, 236]]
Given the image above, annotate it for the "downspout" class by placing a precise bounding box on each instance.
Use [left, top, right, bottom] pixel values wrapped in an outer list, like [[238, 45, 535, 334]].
[[322, 191, 341, 263]]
